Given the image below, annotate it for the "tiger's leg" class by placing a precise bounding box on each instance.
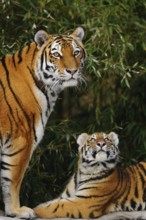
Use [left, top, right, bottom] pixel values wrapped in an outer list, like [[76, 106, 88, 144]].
[[1, 136, 35, 218], [34, 197, 103, 219]]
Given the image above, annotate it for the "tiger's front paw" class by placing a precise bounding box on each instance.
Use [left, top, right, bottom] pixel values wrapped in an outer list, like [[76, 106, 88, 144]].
[[6, 206, 36, 219]]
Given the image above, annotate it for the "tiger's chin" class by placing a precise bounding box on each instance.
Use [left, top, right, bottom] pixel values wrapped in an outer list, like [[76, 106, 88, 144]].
[[95, 152, 108, 162], [62, 79, 78, 88]]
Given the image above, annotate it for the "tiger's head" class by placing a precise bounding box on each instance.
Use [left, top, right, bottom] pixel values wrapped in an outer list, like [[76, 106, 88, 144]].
[[34, 27, 86, 90], [77, 132, 119, 173]]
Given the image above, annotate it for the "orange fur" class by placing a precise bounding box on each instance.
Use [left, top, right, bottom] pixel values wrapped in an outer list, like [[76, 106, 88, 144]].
[[0, 27, 86, 218], [34, 132, 146, 219]]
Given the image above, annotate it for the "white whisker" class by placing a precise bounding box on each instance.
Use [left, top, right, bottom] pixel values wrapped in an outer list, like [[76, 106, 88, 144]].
[[78, 74, 87, 86], [51, 78, 60, 90]]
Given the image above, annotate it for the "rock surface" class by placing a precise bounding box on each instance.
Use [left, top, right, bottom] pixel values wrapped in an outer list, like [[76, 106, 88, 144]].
[[0, 210, 78, 220], [0, 210, 72, 220]]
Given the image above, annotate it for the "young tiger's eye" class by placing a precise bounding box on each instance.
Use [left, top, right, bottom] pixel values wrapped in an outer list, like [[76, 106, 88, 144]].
[[89, 138, 96, 143], [74, 50, 80, 56]]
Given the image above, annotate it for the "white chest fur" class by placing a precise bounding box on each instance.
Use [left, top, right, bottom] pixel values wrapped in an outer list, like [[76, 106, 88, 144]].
[[32, 85, 59, 149]]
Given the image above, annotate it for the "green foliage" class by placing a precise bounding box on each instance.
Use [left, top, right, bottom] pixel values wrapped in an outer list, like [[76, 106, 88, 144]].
[[0, 0, 146, 208]]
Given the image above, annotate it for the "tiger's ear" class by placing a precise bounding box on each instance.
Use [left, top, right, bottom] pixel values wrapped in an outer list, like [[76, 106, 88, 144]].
[[71, 27, 84, 41], [77, 133, 88, 146], [34, 30, 49, 48], [108, 132, 119, 146]]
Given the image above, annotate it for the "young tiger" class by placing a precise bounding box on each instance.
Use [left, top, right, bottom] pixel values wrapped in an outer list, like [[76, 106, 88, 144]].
[[34, 132, 146, 219], [0, 27, 86, 218]]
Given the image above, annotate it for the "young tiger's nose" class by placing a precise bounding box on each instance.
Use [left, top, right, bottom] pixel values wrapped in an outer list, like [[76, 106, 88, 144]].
[[66, 69, 77, 75], [97, 141, 106, 148]]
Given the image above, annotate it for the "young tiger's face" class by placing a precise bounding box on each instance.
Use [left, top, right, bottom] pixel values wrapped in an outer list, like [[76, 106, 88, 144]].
[[77, 132, 119, 166], [35, 27, 86, 89]]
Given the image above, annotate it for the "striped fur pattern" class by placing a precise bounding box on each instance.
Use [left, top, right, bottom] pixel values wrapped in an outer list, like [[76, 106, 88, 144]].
[[34, 132, 146, 219], [0, 27, 86, 218]]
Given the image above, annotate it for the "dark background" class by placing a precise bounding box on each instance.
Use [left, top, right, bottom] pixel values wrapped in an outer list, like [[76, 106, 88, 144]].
[[0, 0, 146, 209]]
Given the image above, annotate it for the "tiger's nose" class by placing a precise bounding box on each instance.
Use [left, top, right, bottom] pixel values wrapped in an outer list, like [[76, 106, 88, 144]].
[[97, 141, 106, 148], [66, 69, 78, 75]]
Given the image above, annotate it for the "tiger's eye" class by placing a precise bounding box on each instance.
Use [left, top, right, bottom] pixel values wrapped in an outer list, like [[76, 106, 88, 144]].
[[74, 50, 80, 56], [52, 52, 60, 57], [89, 138, 96, 143]]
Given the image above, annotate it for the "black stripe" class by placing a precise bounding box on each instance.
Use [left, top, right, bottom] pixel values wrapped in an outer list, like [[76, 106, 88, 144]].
[[78, 188, 116, 198], [2, 147, 25, 157], [4, 134, 11, 145], [18, 49, 23, 63], [117, 168, 131, 204], [82, 157, 92, 164], [32, 113, 37, 142], [27, 66, 50, 111], [78, 211, 82, 218], [135, 182, 139, 198], [66, 213, 70, 218], [1, 57, 30, 128], [52, 204, 60, 213], [82, 48, 86, 60], [54, 36, 63, 41], [79, 186, 98, 191], [79, 169, 114, 184], [40, 112, 45, 129], [107, 158, 116, 164], [76, 195, 100, 199], [31, 46, 38, 66], [90, 162, 99, 167], [46, 204, 51, 208], [12, 54, 16, 70], [66, 189, 70, 197], [0, 131, 2, 145], [43, 72, 50, 79], [21, 71, 43, 114], [45, 51, 47, 68], [137, 166, 145, 188], [1, 161, 13, 167], [138, 163, 146, 175], [1, 165, 10, 170], [88, 203, 100, 209], [15, 108, 25, 134], [89, 211, 95, 218], [5, 144, 12, 149], [101, 162, 107, 168], [131, 199, 136, 210], [26, 43, 31, 54], [2, 177, 12, 182], [143, 188, 146, 201], [0, 79, 18, 125], [137, 204, 142, 211], [74, 172, 78, 190], [8, 114, 13, 135], [1, 161, 16, 170], [140, 172, 146, 188]]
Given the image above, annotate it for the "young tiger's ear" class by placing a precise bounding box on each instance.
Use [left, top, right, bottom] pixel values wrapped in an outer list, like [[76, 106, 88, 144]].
[[108, 132, 119, 146], [77, 133, 88, 146], [71, 27, 84, 41], [34, 30, 49, 48]]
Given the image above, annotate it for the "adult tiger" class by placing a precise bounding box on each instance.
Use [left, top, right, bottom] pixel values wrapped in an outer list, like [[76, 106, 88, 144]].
[[0, 27, 86, 218], [34, 132, 146, 219]]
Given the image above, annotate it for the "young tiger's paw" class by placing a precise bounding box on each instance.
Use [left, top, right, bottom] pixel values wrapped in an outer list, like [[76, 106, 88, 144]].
[[6, 206, 36, 219]]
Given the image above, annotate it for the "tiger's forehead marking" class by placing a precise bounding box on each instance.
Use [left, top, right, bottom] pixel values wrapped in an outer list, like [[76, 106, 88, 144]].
[[51, 41, 62, 55], [50, 36, 79, 55], [89, 132, 106, 141], [90, 133, 96, 140]]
